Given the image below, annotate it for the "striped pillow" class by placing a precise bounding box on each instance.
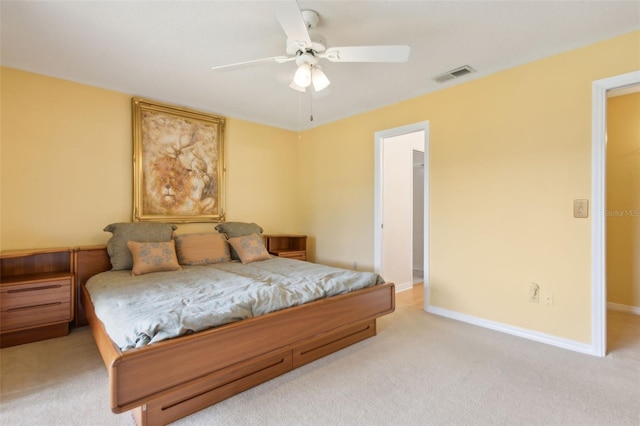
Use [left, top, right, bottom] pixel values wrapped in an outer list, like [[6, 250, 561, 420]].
[[173, 233, 231, 265]]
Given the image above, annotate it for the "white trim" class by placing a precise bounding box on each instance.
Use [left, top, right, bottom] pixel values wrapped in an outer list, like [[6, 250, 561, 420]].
[[374, 121, 430, 305], [607, 84, 640, 97], [394, 281, 415, 293], [426, 306, 593, 355], [591, 70, 640, 357], [591, 79, 607, 357], [607, 302, 640, 315]]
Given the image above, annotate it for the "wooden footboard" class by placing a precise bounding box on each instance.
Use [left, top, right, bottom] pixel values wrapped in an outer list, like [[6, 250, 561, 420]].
[[75, 246, 395, 426]]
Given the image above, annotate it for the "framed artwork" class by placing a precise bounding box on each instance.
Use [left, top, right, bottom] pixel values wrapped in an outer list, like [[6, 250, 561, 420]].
[[132, 97, 225, 222]]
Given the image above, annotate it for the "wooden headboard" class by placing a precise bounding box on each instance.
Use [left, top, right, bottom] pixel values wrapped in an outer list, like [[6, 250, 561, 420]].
[[74, 245, 111, 326]]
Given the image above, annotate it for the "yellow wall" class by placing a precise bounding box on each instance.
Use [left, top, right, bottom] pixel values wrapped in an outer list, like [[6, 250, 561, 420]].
[[298, 31, 640, 343], [2, 31, 639, 345], [0, 67, 300, 250], [607, 92, 640, 308]]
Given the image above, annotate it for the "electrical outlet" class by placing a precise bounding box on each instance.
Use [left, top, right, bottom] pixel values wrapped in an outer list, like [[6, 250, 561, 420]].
[[529, 283, 540, 303], [574, 199, 589, 218], [543, 292, 553, 306], [353, 261, 358, 271]]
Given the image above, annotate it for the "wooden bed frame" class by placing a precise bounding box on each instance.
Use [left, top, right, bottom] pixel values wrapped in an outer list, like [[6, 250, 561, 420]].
[[75, 245, 395, 426]]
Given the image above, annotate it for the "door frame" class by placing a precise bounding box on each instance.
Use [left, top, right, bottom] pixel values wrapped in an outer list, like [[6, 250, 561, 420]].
[[374, 121, 430, 305], [591, 70, 640, 357]]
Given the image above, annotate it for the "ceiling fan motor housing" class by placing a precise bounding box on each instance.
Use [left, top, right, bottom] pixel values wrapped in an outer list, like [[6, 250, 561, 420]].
[[286, 32, 327, 56], [295, 51, 318, 67]]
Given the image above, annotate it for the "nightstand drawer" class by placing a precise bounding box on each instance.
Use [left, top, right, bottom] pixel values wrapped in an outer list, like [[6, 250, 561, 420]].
[[1, 278, 71, 311], [1, 301, 72, 331], [274, 250, 307, 261], [1, 278, 72, 331]]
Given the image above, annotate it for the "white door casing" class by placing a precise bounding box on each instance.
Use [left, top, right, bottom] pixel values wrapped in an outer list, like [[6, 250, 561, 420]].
[[591, 70, 640, 357], [374, 121, 430, 302]]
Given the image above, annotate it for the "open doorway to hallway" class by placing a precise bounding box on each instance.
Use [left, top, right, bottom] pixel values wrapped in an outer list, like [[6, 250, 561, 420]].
[[374, 121, 429, 300], [413, 149, 425, 285], [591, 70, 640, 356], [605, 86, 640, 353]]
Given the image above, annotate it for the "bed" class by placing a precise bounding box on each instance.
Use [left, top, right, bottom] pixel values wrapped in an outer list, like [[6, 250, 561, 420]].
[[75, 224, 395, 426]]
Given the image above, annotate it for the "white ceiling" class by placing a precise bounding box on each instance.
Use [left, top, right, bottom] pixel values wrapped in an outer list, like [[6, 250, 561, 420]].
[[2, 1, 639, 131]]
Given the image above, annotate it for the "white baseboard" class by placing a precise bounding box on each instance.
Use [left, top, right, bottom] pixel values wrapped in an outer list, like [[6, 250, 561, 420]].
[[425, 306, 594, 355], [607, 302, 640, 315], [394, 281, 414, 292]]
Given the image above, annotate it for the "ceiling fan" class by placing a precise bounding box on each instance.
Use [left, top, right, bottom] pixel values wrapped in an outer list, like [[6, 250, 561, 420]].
[[211, 1, 410, 93]]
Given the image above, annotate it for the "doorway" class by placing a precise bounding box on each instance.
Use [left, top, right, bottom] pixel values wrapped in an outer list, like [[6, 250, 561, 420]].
[[605, 85, 640, 354], [413, 149, 425, 284], [374, 122, 430, 304], [591, 70, 640, 357]]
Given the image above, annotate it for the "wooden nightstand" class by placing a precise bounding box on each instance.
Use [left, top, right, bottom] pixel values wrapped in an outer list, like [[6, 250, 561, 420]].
[[0, 248, 74, 347], [263, 235, 307, 261]]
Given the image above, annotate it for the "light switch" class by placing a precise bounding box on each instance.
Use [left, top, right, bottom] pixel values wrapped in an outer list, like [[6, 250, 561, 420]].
[[574, 199, 589, 218]]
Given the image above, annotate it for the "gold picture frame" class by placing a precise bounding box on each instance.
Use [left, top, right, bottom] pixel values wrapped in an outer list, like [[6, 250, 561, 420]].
[[132, 97, 225, 222]]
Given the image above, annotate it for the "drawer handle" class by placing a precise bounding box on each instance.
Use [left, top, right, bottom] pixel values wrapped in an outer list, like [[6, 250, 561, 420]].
[[8, 284, 62, 293], [7, 302, 62, 312]]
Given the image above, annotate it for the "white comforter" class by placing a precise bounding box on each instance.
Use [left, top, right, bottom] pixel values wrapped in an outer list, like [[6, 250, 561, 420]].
[[85, 257, 384, 351]]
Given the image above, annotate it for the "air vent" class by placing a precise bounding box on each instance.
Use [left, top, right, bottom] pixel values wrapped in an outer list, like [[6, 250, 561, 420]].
[[433, 65, 476, 84]]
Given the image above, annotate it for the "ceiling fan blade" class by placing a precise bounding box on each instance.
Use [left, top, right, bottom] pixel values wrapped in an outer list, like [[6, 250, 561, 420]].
[[274, 1, 311, 50], [211, 56, 294, 71], [321, 45, 410, 63]]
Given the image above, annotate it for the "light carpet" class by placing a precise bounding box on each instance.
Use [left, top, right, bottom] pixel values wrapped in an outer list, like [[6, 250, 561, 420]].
[[1, 303, 639, 426]]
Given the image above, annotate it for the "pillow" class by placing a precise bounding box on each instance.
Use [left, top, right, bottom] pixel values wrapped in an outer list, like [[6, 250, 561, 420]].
[[104, 222, 177, 270], [227, 234, 271, 264], [127, 240, 182, 276], [215, 222, 263, 260], [173, 233, 231, 265]]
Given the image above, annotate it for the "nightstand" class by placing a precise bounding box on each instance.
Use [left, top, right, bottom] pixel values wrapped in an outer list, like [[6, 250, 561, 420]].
[[263, 235, 307, 261], [0, 248, 74, 347]]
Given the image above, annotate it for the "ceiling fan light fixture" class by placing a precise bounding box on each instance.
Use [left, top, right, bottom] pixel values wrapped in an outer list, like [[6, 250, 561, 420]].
[[311, 66, 330, 92], [293, 63, 312, 87], [289, 80, 306, 92]]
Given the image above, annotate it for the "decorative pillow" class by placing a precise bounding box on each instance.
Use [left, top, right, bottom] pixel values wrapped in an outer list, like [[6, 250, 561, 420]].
[[104, 222, 177, 270], [227, 234, 271, 264], [215, 222, 263, 260], [127, 240, 182, 276], [173, 233, 231, 265]]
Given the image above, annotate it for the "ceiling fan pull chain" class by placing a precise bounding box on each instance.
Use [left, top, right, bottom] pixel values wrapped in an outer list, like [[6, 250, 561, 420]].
[[298, 91, 302, 130], [310, 95, 314, 122]]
